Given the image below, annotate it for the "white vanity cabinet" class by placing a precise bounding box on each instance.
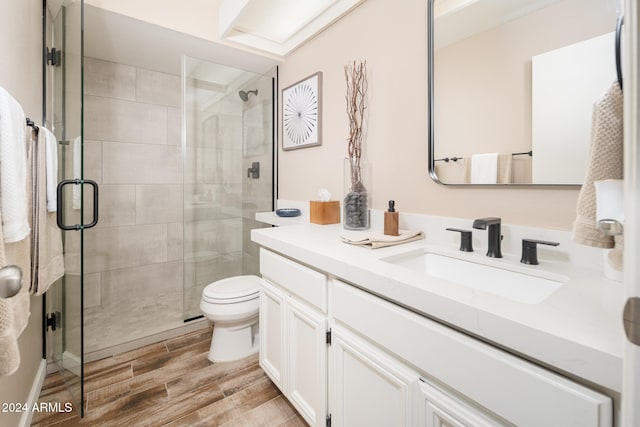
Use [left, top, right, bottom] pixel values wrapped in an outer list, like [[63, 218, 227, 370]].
[[259, 249, 328, 427], [258, 248, 612, 427], [330, 324, 419, 427], [415, 379, 508, 427], [332, 279, 612, 427]]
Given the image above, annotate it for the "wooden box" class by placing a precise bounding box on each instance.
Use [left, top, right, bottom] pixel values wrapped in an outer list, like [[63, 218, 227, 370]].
[[309, 201, 340, 225]]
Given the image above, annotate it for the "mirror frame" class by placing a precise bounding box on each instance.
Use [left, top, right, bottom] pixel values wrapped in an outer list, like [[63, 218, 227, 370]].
[[426, 0, 581, 188]]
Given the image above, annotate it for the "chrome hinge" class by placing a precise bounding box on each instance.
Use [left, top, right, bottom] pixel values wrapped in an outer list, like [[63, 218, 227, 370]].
[[624, 297, 640, 345], [326, 329, 332, 345], [326, 414, 331, 427]]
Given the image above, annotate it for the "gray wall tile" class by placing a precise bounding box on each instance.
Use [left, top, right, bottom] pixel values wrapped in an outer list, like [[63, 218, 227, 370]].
[[85, 96, 167, 144], [101, 261, 183, 300], [136, 69, 181, 107], [168, 107, 181, 146], [167, 222, 183, 262], [136, 184, 183, 224], [97, 185, 136, 228], [102, 142, 182, 184], [84, 57, 136, 101], [83, 224, 167, 273]]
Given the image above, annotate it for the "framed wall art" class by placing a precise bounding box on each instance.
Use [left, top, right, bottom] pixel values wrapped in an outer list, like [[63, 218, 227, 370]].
[[282, 71, 322, 150]]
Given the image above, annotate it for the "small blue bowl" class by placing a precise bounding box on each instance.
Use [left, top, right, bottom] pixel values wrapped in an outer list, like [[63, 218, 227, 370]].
[[276, 208, 301, 218]]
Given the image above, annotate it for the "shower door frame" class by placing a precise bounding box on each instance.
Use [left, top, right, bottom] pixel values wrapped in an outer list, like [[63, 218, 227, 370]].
[[44, 0, 87, 417]]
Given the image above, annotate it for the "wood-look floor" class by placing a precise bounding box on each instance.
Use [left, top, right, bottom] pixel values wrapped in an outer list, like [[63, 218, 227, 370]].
[[32, 327, 307, 427]]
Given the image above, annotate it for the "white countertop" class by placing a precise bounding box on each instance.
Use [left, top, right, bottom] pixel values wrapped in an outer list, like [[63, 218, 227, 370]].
[[251, 222, 624, 393]]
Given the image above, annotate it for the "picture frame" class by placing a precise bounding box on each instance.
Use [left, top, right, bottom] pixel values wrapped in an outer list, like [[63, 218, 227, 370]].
[[282, 71, 322, 150]]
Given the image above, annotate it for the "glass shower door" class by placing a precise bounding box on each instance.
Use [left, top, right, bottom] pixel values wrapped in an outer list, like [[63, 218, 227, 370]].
[[46, 0, 86, 416], [182, 56, 275, 319]]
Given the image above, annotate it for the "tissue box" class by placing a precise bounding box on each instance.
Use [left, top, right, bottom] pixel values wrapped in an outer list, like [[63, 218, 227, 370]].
[[310, 201, 340, 225]]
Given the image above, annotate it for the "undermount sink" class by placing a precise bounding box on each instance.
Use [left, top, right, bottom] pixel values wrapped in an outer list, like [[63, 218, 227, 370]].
[[382, 251, 566, 304]]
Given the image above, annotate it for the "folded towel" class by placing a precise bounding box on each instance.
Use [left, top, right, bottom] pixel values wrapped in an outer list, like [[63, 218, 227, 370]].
[[30, 128, 65, 295], [0, 87, 30, 242], [72, 136, 81, 209], [42, 128, 58, 212], [573, 82, 623, 250], [341, 230, 425, 249], [470, 153, 498, 184]]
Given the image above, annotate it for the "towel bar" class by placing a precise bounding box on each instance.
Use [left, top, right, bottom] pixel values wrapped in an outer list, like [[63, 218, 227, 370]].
[[26, 117, 39, 135]]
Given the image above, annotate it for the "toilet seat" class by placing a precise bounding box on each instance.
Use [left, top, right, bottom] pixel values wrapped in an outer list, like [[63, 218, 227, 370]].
[[202, 275, 260, 304]]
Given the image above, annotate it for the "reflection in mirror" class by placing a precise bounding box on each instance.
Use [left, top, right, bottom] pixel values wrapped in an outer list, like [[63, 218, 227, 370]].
[[428, 0, 621, 185]]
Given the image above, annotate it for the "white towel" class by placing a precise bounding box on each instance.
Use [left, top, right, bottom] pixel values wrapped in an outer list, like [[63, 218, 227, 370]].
[[471, 153, 498, 184], [72, 136, 81, 209], [0, 87, 30, 242], [341, 230, 425, 249], [42, 128, 58, 212], [30, 128, 65, 295]]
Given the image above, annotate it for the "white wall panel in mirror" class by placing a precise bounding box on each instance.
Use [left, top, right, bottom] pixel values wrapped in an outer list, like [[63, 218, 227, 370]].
[[429, 0, 622, 185], [532, 33, 616, 184]]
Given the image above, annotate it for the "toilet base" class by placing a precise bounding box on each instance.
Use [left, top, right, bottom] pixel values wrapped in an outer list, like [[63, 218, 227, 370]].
[[208, 316, 259, 363]]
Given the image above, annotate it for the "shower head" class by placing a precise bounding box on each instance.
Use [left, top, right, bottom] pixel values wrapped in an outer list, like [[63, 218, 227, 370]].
[[239, 89, 258, 102]]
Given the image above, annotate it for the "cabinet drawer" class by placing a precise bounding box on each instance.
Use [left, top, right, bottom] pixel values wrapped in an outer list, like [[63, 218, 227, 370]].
[[332, 280, 612, 427], [260, 248, 327, 313]]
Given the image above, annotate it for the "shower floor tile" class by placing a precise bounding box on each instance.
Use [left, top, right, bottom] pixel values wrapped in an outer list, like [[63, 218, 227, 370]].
[[32, 327, 306, 426], [84, 291, 184, 353]]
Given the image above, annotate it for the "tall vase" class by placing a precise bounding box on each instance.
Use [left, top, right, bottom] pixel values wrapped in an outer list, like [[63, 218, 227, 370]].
[[343, 157, 371, 230]]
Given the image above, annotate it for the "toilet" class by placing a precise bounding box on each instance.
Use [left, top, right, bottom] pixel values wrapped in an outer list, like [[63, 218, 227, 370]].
[[200, 275, 261, 363]]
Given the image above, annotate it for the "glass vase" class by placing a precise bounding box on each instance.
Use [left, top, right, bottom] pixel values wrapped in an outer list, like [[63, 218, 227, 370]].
[[343, 157, 371, 230]]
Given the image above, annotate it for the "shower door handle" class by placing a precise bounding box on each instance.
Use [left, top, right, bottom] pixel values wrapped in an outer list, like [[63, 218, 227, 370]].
[[56, 179, 99, 231]]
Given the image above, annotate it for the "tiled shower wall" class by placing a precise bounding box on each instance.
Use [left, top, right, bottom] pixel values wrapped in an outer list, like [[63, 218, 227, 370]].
[[80, 58, 273, 354], [82, 58, 185, 352]]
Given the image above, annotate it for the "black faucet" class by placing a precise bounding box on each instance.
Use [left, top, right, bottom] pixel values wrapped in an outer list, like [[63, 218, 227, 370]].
[[472, 217, 503, 258]]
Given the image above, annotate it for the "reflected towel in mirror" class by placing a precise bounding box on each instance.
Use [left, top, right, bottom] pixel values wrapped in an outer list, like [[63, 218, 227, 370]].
[[465, 153, 512, 184]]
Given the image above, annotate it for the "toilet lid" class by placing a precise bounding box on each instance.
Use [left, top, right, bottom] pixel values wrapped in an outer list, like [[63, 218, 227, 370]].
[[202, 275, 260, 303]]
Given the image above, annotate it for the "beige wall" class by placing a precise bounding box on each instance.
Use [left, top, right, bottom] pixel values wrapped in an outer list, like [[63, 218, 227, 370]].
[[0, 0, 44, 425], [278, 0, 580, 229]]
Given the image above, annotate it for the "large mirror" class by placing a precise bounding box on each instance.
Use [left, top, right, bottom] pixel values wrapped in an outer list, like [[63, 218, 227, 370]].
[[428, 0, 622, 185]]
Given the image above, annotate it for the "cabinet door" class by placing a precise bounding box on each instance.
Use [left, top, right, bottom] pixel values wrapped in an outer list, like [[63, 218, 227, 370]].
[[287, 297, 328, 427], [330, 325, 418, 427], [259, 280, 287, 391], [416, 379, 507, 427]]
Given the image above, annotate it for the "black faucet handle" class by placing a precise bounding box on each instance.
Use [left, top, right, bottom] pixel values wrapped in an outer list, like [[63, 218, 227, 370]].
[[520, 239, 560, 265], [446, 228, 473, 252]]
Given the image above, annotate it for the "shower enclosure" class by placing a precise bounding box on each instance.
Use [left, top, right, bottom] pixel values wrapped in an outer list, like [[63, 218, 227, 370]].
[[182, 56, 274, 320], [81, 53, 274, 354], [45, 2, 277, 413], [80, 6, 276, 356]]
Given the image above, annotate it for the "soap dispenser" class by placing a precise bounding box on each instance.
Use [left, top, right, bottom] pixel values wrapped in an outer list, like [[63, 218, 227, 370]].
[[384, 200, 399, 236]]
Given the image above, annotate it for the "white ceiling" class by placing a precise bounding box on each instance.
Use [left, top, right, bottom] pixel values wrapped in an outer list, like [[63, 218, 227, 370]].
[[434, 0, 564, 49]]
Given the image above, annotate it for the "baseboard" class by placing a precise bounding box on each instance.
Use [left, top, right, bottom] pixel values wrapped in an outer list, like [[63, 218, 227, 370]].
[[19, 359, 46, 427]]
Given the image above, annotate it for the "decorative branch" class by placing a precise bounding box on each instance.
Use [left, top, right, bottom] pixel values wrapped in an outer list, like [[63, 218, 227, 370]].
[[344, 60, 368, 188]]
